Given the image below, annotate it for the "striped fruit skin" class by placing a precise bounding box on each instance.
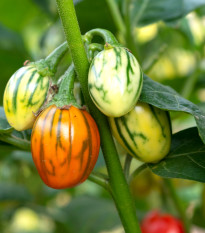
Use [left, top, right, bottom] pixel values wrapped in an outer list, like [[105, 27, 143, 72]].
[[3, 65, 49, 131], [88, 47, 143, 117], [109, 102, 171, 163], [31, 105, 100, 189]]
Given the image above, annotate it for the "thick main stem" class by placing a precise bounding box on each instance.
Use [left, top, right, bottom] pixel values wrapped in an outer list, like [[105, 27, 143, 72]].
[[55, 0, 141, 232]]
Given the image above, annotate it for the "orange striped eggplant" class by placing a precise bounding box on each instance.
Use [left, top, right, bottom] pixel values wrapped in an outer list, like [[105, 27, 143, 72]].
[[31, 105, 100, 189]]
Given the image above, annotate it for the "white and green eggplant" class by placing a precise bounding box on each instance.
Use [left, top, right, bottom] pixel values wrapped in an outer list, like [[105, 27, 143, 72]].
[[3, 42, 68, 131], [88, 46, 143, 117], [3, 65, 50, 131], [109, 102, 172, 163]]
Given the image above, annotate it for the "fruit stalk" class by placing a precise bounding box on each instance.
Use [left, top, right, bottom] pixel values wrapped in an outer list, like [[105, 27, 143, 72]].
[[45, 41, 68, 73], [0, 133, 31, 151]]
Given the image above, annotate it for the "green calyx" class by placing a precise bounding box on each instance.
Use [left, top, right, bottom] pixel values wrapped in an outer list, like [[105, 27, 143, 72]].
[[48, 64, 81, 109], [104, 43, 114, 50], [30, 59, 54, 77]]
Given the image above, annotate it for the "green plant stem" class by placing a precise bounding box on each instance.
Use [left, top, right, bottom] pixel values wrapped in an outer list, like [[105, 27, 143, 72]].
[[164, 179, 190, 233], [56, 1, 141, 232], [105, 0, 126, 35], [124, 0, 140, 62], [88, 171, 110, 191], [124, 0, 131, 38], [124, 154, 133, 181], [0, 134, 31, 151], [160, 181, 170, 212], [129, 163, 147, 183], [133, 0, 149, 27]]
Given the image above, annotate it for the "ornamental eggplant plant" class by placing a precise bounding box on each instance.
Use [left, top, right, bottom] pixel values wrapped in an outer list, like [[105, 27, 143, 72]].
[[31, 65, 100, 189], [3, 42, 68, 131], [2, 1, 205, 233]]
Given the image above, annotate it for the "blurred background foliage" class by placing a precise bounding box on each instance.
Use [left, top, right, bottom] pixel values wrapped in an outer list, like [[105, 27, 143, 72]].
[[1, 0, 205, 232]]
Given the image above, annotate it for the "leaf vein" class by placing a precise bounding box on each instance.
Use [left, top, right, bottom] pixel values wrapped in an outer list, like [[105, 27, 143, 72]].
[[187, 155, 205, 169]]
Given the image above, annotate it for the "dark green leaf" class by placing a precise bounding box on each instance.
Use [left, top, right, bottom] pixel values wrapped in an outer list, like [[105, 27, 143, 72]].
[[0, 183, 32, 202], [196, 4, 205, 16], [0, 0, 47, 32], [149, 127, 205, 182], [192, 206, 205, 228], [131, 0, 205, 26], [0, 142, 32, 164], [75, 0, 116, 34], [10, 151, 33, 165], [62, 196, 121, 233], [0, 25, 29, 105], [31, 0, 56, 18], [0, 142, 19, 159], [140, 75, 205, 143], [30, 196, 121, 232], [0, 107, 13, 133]]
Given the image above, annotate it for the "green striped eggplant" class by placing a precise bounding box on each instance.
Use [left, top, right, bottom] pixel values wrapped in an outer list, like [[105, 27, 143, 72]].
[[88, 46, 143, 117], [109, 102, 171, 163], [3, 65, 50, 131]]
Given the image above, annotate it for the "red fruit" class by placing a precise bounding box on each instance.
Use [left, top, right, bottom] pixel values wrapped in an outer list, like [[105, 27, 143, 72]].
[[141, 211, 185, 233]]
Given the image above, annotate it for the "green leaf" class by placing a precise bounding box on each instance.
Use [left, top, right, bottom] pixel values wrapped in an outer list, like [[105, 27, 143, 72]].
[[0, 142, 18, 160], [0, 107, 13, 133], [31, 0, 56, 18], [0, 183, 32, 202], [149, 127, 205, 182], [131, 0, 205, 26], [139, 75, 205, 144], [0, 25, 29, 105], [0, 143, 33, 165], [192, 206, 205, 228], [0, 0, 47, 32], [62, 196, 121, 233], [75, 0, 116, 34]]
